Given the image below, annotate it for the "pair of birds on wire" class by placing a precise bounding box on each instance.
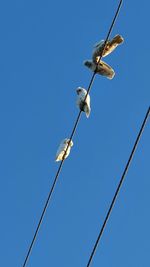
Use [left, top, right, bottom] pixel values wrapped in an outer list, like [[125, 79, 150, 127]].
[[56, 34, 124, 162]]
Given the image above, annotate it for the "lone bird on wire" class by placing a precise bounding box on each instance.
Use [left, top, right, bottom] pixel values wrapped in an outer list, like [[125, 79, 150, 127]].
[[76, 87, 91, 118], [92, 34, 124, 63], [84, 60, 115, 79], [55, 139, 73, 162]]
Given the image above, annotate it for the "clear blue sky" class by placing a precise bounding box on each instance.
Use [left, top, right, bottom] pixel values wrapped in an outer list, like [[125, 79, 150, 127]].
[[0, 0, 150, 266]]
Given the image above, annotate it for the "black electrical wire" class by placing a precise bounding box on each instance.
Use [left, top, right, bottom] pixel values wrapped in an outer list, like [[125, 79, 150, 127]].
[[22, 1, 123, 266], [86, 0, 123, 96], [86, 106, 150, 267]]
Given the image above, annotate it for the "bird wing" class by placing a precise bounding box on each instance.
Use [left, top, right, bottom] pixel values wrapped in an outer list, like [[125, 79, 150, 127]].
[[97, 60, 115, 79]]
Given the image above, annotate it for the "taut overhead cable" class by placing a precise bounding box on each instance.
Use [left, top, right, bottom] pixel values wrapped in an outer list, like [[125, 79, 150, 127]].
[[86, 106, 150, 267], [22, 1, 123, 266]]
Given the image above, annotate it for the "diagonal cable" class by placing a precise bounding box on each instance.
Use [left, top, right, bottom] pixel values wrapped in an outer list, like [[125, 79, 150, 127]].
[[22, 1, 123, 266], [86, 0, 123, 96], [86, 106, 150, 267]]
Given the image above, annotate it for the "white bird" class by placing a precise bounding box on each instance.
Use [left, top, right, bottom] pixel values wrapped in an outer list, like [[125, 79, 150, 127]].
[[76, 87, 91, 118], [92, 34, 124, 63], [55, 138, 73, 162], [84, 60, 115, 79]]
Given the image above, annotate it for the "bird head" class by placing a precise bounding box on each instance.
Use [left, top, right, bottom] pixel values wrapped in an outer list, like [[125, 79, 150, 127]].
[[84, 60, 96, 72], [76, 87, 86, 95], [64, 139, 73, 147], [84, 60, 93, 68], [76, 87, 82, 95], [94, 40, 105, 48]]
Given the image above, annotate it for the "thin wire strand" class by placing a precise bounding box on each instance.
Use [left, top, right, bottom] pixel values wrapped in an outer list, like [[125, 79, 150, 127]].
[[22, 1, 123, 266], [86, 106, 150, 267], [86, 0, 123, 97]]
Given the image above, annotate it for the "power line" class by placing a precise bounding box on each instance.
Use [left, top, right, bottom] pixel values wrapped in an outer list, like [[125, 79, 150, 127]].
[[87, 0, 123, 95], [22, 1, 123, 266], [86, 106, 150, 267]]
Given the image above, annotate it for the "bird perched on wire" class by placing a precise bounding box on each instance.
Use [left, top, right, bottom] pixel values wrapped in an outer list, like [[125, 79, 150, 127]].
[[84, 60, 115, 79], [76, 87, 91, 118], [84, 34, 123, 79], [55, 139, 73, 162], [92, 34, 124, 63]]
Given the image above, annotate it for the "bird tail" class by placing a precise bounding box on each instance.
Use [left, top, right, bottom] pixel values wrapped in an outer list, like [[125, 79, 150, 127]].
[[107, 69, 115, 79], [111, 34, 124, 45], [97, 60, 115, 79], [55, 156, 59, 162], [85, 106, 91, 118]]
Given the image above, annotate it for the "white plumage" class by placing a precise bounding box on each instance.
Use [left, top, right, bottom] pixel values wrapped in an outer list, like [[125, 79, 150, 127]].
[[84, 34, 123, 79], [92, 34, 124, 63], [55, 138, 73, 162], [84, 60, 115, 79], [76, 87, 91, 118]]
